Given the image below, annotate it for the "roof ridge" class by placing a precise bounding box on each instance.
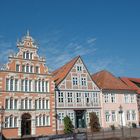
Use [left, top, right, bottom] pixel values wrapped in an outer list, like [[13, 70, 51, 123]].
[[52, 55, 80, 85]]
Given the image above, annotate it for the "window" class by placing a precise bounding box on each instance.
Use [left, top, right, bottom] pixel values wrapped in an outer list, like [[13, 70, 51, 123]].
[[127, 110, 130, 120], [93, 92, 99, 104], [42, 81, 45, 92], [26, 65, 29, 73], [14, 99, 18, 109], [10, 79, 13, 91], [22, 65, 25, 72], [58, 92, 64, 103], [81, 77, 86, 86], [43, 115, 46, 125], [25, 79, 28, 92], [30, 53, 33, 59], [29, 80, 32, 92], [124, 94, 129, 103], [39, 115, 42, 126], [111, 94, 115, 103], [29, 99, 32, 109], [46, 100, 49, 109], [35, 66, 39, 73], [25, 98, 28, 109], [35, 100, 37, 109], [5, 99, 9, 109], [46, 116, 50, 126], [46, 81, 49, 92], [21, 99, 24, 109], [85, 93, 90, 103], [42, 99, 45, 109], [132, 110, 136, 120], [130, 95, 135, 103], [72, 77, 78, 86], [6, 79, 9, 91], [26, 52, 29, 59], [30, 66, 33, 73], [39, 98, 41, 109], [21, 80, 24, 91], [104, 94, 109, 103], [111, 111, 116, 122], [76, 93, 81, 103], [38, 80, 41, 92], [105, 111, 110, 122], [15, 79, 18, 91], [16, 64, 20, 72], [35, 80, 37, 92], [67, 92, 72, 103], [58, 113, 64, 124], [23, 52, 26, 59], [14, 117, 18, 127], [10, 98, 13, 109], [68, 112, 74, 124], [9, 116, 13, 127], [77, 65, 82, 71]]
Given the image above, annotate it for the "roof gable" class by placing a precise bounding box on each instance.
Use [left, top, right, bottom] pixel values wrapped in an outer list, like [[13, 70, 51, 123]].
[[52, 56, 80, 86], [92, 70, 132, 90]]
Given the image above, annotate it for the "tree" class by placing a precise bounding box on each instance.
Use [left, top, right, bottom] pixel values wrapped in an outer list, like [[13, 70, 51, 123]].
[[89, 112, 100, 133], [63, 115, 74, 134]]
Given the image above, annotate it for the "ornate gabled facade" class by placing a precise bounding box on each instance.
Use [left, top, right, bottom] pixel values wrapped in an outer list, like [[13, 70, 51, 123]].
[[53, 56, 102, 133], [92, 70, 139, 128], [0, 32, 56, 138]]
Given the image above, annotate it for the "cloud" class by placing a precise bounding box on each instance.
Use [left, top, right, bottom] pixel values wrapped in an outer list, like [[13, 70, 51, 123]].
[[38, 33, 97, 71], [0, 36, 15, 69], [88, 56, 126, 76]]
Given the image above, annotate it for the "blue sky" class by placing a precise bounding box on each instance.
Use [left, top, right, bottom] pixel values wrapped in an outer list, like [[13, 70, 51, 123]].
[[0, 0, 140, 77]]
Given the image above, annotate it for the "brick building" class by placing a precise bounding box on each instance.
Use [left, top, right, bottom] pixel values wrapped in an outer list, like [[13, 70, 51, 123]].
[[0, 32, 56, 138]]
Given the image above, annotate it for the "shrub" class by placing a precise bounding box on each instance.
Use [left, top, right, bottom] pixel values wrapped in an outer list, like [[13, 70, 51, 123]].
[[110, 124, 115, 130], [132, 123, 137, 128], [63, 115, 74, 134], [89, 112, 100, 133]]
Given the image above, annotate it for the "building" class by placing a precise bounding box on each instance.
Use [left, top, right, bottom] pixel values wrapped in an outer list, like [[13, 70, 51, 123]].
[[92, 70, 139, 128], [0, 32, 56, 138], [120, 77, 140, 123], [53, 56, 102, 133]]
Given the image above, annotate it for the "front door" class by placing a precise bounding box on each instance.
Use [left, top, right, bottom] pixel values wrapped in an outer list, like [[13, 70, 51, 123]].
[[75, 110, 86, 128], [21, 113, 31, 136]]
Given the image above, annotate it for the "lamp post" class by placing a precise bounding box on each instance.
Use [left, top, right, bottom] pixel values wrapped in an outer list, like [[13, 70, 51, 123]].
[[119, 105, 124, 138], [0, 106, 5, 140]]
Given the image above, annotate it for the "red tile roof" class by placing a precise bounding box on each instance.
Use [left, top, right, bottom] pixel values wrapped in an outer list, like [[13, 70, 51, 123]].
[[52, 56, 80, 86], [120, 77, 140, 94], [92, 70, 133, 91]]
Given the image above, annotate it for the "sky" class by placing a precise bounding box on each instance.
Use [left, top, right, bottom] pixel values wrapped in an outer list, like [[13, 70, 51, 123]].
[[0, 0, 140, 77]]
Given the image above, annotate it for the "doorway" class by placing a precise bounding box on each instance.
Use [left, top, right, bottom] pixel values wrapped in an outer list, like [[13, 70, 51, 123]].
[[75, 110, 86, 128], [21, 113, 31, 136]]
